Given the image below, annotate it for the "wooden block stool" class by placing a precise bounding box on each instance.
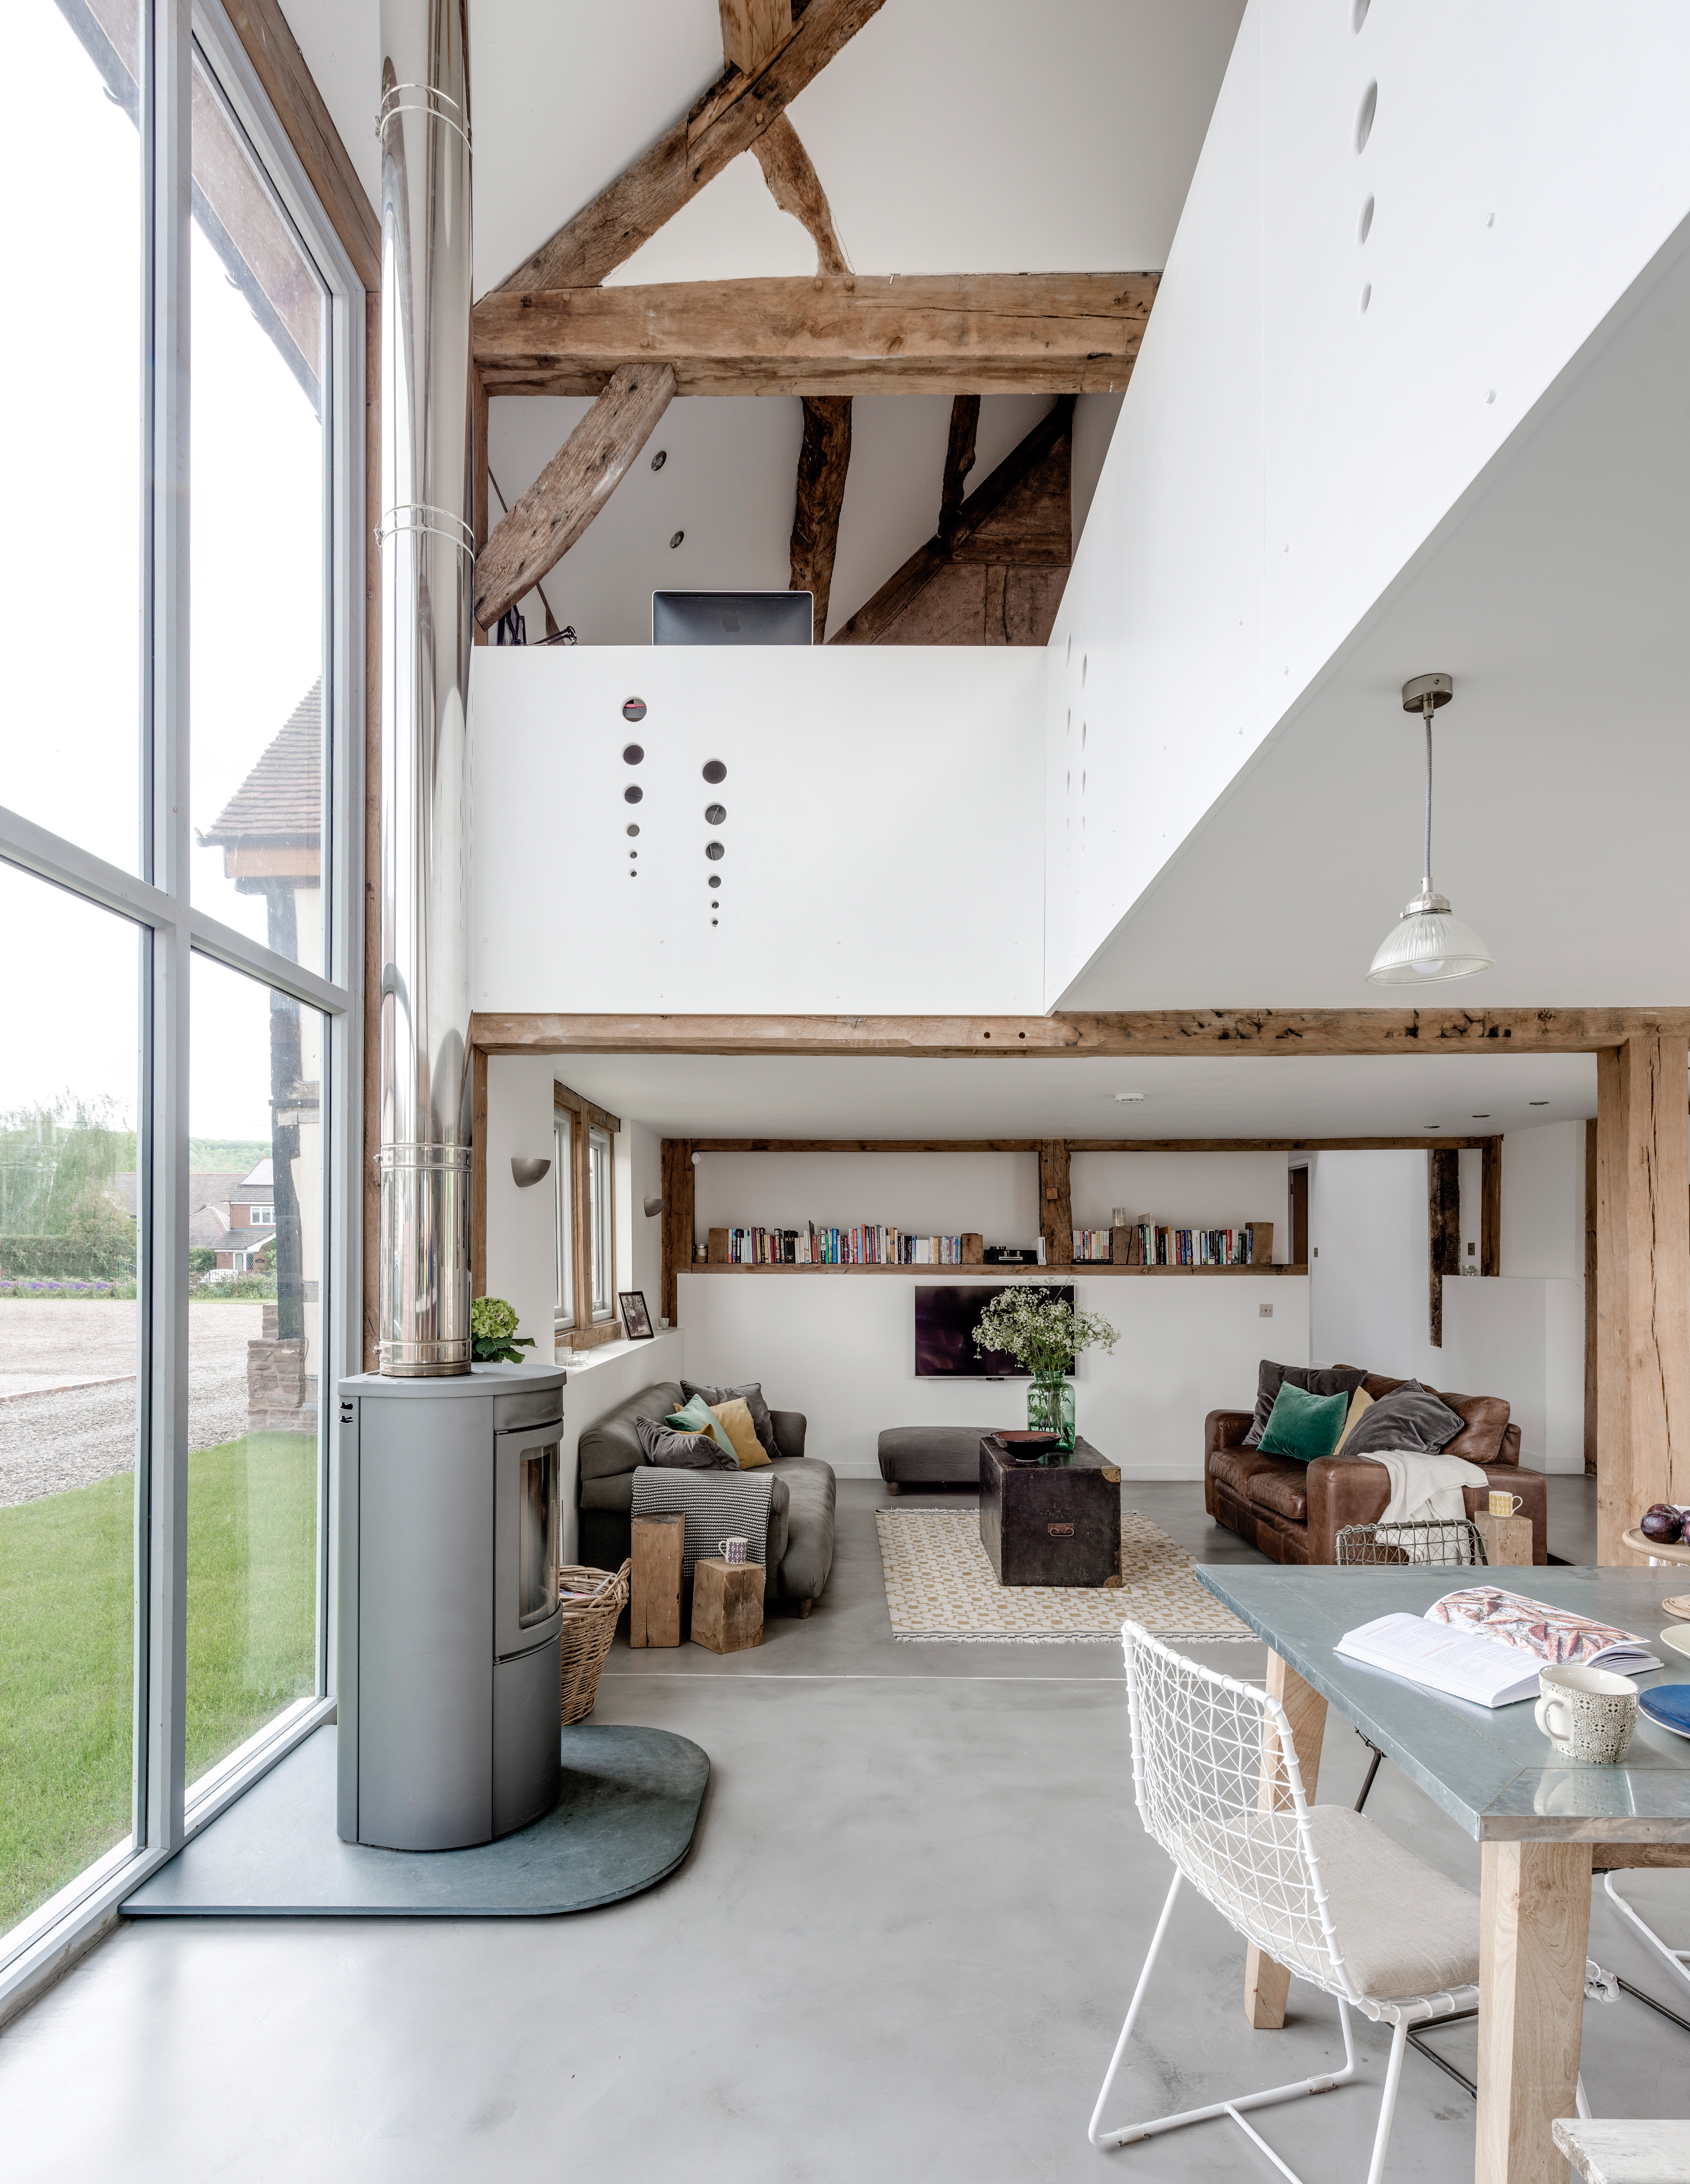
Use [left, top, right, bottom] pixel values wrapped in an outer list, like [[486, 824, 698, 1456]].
[[630, 1512, 686, 1648], [1474, 1510, 1533, 1567], [691, 1557, 764, 1654]]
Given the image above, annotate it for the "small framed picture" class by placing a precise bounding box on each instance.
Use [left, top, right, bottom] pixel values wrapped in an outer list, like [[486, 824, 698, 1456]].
[[619, 1290, 655, 1340]]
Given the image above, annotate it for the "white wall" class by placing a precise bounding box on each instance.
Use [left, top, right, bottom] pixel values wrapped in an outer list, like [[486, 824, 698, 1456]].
[[1308, 1152, 1423, 1373], [1069, 1150, 1288, 1257], [483, 1056, 558, 1363], [1434, 1276, 1585, 1474], [1502, 1121, 1586, 1281], [557, 1328, 686, 1564], [677, 1268, 1307, 1480], [693, 1151, 1040, 1251], [470, 644, 1045, 1015], [1045, 0, 1690, 1004], [615, 1116, 664, 1323]]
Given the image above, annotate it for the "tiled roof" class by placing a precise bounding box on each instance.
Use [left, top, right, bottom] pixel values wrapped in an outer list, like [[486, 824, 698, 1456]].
[[107, 1173, 246, 1220], [200, 685, 321, 845], [219, 1228, 277, 1255]]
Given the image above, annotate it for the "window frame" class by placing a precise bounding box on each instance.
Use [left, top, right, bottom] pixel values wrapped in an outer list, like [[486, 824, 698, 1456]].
[[552, 1080, 622, 1349], [0, 0, 362, 2020], [588, 1125, 613, 1322]]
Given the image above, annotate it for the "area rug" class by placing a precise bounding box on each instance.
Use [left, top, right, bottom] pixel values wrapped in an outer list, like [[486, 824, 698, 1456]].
[[875, 1508, 1252, 1643]]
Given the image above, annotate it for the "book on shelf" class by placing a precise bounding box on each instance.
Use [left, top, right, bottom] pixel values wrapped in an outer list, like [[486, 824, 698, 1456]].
[[1336, 1588, 1660, 1709], [1076, 1224, 1261, 1266], [721, 1223, 967, 1266]]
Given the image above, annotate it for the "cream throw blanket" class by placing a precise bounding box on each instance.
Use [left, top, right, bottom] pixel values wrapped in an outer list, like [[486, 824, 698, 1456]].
[[1356, 1447, 1488, 1532]]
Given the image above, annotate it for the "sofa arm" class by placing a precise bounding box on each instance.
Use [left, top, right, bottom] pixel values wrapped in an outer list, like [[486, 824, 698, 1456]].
[[1204, 1409, 1253, 1518], [1303, 1456, 1394, 1565], [770, 1409, 806, 1460]]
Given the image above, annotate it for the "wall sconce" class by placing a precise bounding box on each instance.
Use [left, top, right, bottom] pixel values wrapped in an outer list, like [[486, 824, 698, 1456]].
[[643, 1195, 665, 1218], [511, 1157, 552, 1189]]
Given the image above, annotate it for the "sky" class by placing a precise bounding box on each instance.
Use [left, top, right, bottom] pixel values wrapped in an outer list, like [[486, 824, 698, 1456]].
[[3, 5, 329, 1142]]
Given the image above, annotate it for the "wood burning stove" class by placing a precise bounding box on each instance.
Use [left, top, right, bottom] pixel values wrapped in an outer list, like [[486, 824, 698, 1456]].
[[336, 1362, 565, 1850]]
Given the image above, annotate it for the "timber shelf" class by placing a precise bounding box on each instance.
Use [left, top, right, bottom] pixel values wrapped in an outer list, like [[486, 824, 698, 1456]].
[[684, 1262, 1309, 1276]]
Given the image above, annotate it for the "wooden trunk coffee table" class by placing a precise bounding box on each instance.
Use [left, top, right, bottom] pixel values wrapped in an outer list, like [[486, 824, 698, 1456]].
[[978, 1434, 1122, 1588]]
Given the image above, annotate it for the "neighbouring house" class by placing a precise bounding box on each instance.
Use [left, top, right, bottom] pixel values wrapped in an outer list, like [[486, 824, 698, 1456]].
[[105, 1168, 277, 1273]]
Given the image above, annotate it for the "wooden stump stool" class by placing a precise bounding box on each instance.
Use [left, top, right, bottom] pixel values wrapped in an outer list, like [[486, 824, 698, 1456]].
[[692, 1558, 764, 1654], [630, 1512, 686, 1648], [1474, 1511, 1534, 1567]]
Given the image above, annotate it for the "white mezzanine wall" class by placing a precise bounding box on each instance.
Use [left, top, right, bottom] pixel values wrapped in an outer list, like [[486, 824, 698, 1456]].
[[1045, 0, 1690, 1005], [470, 644, 1045, 1015], [677, 1268, 1307, 1480]]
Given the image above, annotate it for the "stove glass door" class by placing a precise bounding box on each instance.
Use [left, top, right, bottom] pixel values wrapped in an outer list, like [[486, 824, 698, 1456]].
[[517, 1442, 559, 1628]]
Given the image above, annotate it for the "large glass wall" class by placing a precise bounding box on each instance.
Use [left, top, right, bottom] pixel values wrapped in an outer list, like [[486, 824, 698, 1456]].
[[0, 0, 356, 1982], [0, 869, 141, 1933]]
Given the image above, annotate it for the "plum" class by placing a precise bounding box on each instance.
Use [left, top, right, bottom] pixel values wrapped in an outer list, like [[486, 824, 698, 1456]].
[[1640, 1503, 1684, 1543]]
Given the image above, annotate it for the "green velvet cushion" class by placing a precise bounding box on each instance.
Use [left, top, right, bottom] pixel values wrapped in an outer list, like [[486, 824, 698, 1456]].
[[1257, 1380, 1350, 1462], [666, 1394, 737, 1459]]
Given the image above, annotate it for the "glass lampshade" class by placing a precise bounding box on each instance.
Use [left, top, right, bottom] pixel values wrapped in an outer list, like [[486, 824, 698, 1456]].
[[1367, 906, 1495, 984]]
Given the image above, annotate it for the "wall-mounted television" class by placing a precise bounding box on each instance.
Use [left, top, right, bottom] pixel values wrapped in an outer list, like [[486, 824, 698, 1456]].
[[914, 1283, 1075, 1378]]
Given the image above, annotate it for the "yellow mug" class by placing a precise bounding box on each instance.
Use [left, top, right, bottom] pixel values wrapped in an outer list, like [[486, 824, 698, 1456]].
[[1488, 1490, 1524, 1518]]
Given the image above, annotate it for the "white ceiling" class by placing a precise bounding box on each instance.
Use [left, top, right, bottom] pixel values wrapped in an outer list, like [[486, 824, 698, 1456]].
[[550, 1050, 1597, 1140], [1059, 206, 1690, 1010]]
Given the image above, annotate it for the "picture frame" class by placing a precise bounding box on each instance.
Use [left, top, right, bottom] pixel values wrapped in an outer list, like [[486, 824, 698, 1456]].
[[618, 1290, 655, 1340]]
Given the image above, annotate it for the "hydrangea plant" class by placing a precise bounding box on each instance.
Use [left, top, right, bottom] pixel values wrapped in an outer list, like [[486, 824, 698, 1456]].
[[470, 1295, 536, 1364], [972, 1286, 1120, 1378]]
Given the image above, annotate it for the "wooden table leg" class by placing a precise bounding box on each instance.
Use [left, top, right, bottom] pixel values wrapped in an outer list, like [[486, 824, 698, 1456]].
[[1476, 1841, 1593, 2184], [1244, 1648, 1329, 2029]]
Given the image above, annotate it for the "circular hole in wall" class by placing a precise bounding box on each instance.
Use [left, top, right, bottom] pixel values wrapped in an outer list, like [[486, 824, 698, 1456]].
[[622, 698, 646, 722], [1355, 81, 1377, 153], [702, 759, 727, 784], [1360, 282, 1372, 313], [624, 785, 643, 804], [709, 876, 721, 889], [622, 743, 644, 765], [704, 802, 726, 824], [705, 841, 725, 861], [1352, 0, 1370, 29], [1359, 194, 1374, 243], [669, 530, 685, 550], [626, 823, 640, 837]]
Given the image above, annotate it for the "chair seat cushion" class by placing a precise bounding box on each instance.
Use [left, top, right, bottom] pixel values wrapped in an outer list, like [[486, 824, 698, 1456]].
[[1307, 1806, 1480, 2002], [1245, 1464, 1309, 1524]]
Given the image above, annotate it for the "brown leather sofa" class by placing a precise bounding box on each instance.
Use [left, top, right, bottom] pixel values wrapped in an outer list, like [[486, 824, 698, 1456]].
[[1205, 1370, 1547, 1565]]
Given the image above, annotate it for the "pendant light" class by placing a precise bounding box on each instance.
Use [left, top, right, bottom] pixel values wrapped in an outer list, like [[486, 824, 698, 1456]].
[[1366, 673, 1494, 984]]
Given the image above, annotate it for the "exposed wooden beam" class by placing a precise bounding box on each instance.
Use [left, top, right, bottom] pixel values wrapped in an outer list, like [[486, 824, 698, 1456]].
[[1481, 1134, 1502, 1276], [832, 397, 1073, 644], [1039, 1140, 1073, 1266], [939, 395, 980, 543], [720, 0, 793, 73], [660, 1138, 694, 1323], [1429, 1145, 1460, 1346], [474, 274, 1156, 398], [752, 114, 849, 272], [1595, 1035, 1690, 1562], [473, 362, 675, 631], [688, 1136, 1503, 1152], [469, 1008, 1690, 1060], [789, 396, 852, 639], [495, 0, 885, 294]]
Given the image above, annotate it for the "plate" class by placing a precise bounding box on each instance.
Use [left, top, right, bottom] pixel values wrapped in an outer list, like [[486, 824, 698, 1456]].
[[1639, 1686, 1690, 1741], [1660, 1625, 1690, 1665]]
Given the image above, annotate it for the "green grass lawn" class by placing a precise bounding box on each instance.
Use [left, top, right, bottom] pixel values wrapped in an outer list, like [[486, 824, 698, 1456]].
[[0, 1434, 317, 1934]]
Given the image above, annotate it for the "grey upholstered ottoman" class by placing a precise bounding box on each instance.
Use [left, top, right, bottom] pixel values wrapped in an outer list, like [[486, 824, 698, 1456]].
[[877, 1426, 992, 1491]]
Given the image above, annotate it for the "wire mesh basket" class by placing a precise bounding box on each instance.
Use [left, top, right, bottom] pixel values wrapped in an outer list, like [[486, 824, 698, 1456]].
[[557, 1559, 631, 1723], [1334, 1518, 1488, 1569]]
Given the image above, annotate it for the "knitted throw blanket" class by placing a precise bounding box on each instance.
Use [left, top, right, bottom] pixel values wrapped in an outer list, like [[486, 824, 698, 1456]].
[[629, 1467, 773, 1579]]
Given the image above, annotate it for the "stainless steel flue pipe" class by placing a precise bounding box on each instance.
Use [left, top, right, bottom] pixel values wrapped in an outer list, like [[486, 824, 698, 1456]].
[[377, 0, 474, 1374]]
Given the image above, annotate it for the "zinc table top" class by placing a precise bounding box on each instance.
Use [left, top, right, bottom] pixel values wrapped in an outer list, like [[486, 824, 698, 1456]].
[[1195, 1564, 1690, 1844]]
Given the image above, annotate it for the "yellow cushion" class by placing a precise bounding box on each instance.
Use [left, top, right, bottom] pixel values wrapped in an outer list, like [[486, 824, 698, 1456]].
[[710, 1397, 769, 1469], [1334, 1384, 1374, 1454]]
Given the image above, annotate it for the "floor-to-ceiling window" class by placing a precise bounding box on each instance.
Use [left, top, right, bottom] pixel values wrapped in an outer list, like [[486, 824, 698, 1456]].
[[0, 0, 360, 2003]]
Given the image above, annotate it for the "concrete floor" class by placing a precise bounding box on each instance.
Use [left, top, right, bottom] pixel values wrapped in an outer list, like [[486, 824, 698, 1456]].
[[3, 1471, 1675, 2184]]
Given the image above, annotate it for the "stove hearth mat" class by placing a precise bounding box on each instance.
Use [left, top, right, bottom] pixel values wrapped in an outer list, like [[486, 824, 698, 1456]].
[[122, 1722, 709, 1917]]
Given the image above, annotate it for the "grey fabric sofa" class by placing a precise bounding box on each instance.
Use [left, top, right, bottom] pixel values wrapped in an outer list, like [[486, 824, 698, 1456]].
[[878, 1426, 990, 1490], [578, 1381, 835, 1615]]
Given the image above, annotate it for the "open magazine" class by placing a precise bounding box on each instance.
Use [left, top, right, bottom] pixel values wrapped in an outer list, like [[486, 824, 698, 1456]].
[[1336, 1588, 1660, 1709]]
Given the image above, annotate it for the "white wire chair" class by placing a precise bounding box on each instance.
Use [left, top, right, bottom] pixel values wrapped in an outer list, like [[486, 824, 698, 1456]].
[[1603, 1870, 1690, 2016], [1091, 1621, 1481, 2184]]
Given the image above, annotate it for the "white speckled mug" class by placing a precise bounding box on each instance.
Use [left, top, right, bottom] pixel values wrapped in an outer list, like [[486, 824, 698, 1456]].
[[1534, 1663, 1638, 1765]]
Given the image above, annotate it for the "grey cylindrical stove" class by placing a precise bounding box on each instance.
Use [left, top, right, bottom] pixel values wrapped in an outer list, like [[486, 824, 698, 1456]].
[[336, 1363, 565, 1850]]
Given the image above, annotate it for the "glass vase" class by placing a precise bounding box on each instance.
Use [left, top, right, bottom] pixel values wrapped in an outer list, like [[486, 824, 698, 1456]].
[[1027, 1374, 1076, 1451]]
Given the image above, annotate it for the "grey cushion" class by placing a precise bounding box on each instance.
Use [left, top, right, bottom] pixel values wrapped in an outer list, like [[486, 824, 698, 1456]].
[[634, 1414, 737, 1470], [1341, 1379, 1466, 1457], [682, 1380, 779, 1459], [1243, 1362, 1369, 1449], [578, 1383, 685, 1482]]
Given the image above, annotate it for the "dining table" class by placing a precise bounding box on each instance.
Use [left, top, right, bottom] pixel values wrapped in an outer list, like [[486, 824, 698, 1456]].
[[1196, 1563, 1690, 2184]]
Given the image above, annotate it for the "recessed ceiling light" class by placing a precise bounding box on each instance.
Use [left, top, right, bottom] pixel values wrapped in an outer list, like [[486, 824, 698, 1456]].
[[1114, 1093, 1147, 1103], [1423, 1124, 1442, 1130], [1529, 1100, 1549, 1106], [1470, 1113, 1489, 1120]]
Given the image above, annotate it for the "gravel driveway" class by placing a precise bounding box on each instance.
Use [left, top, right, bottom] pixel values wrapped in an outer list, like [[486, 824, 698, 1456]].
[[0, 1300, 266, 1508]]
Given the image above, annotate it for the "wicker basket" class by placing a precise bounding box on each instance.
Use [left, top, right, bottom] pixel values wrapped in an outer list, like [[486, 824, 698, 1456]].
[[557, 1560, 631, 1724]]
